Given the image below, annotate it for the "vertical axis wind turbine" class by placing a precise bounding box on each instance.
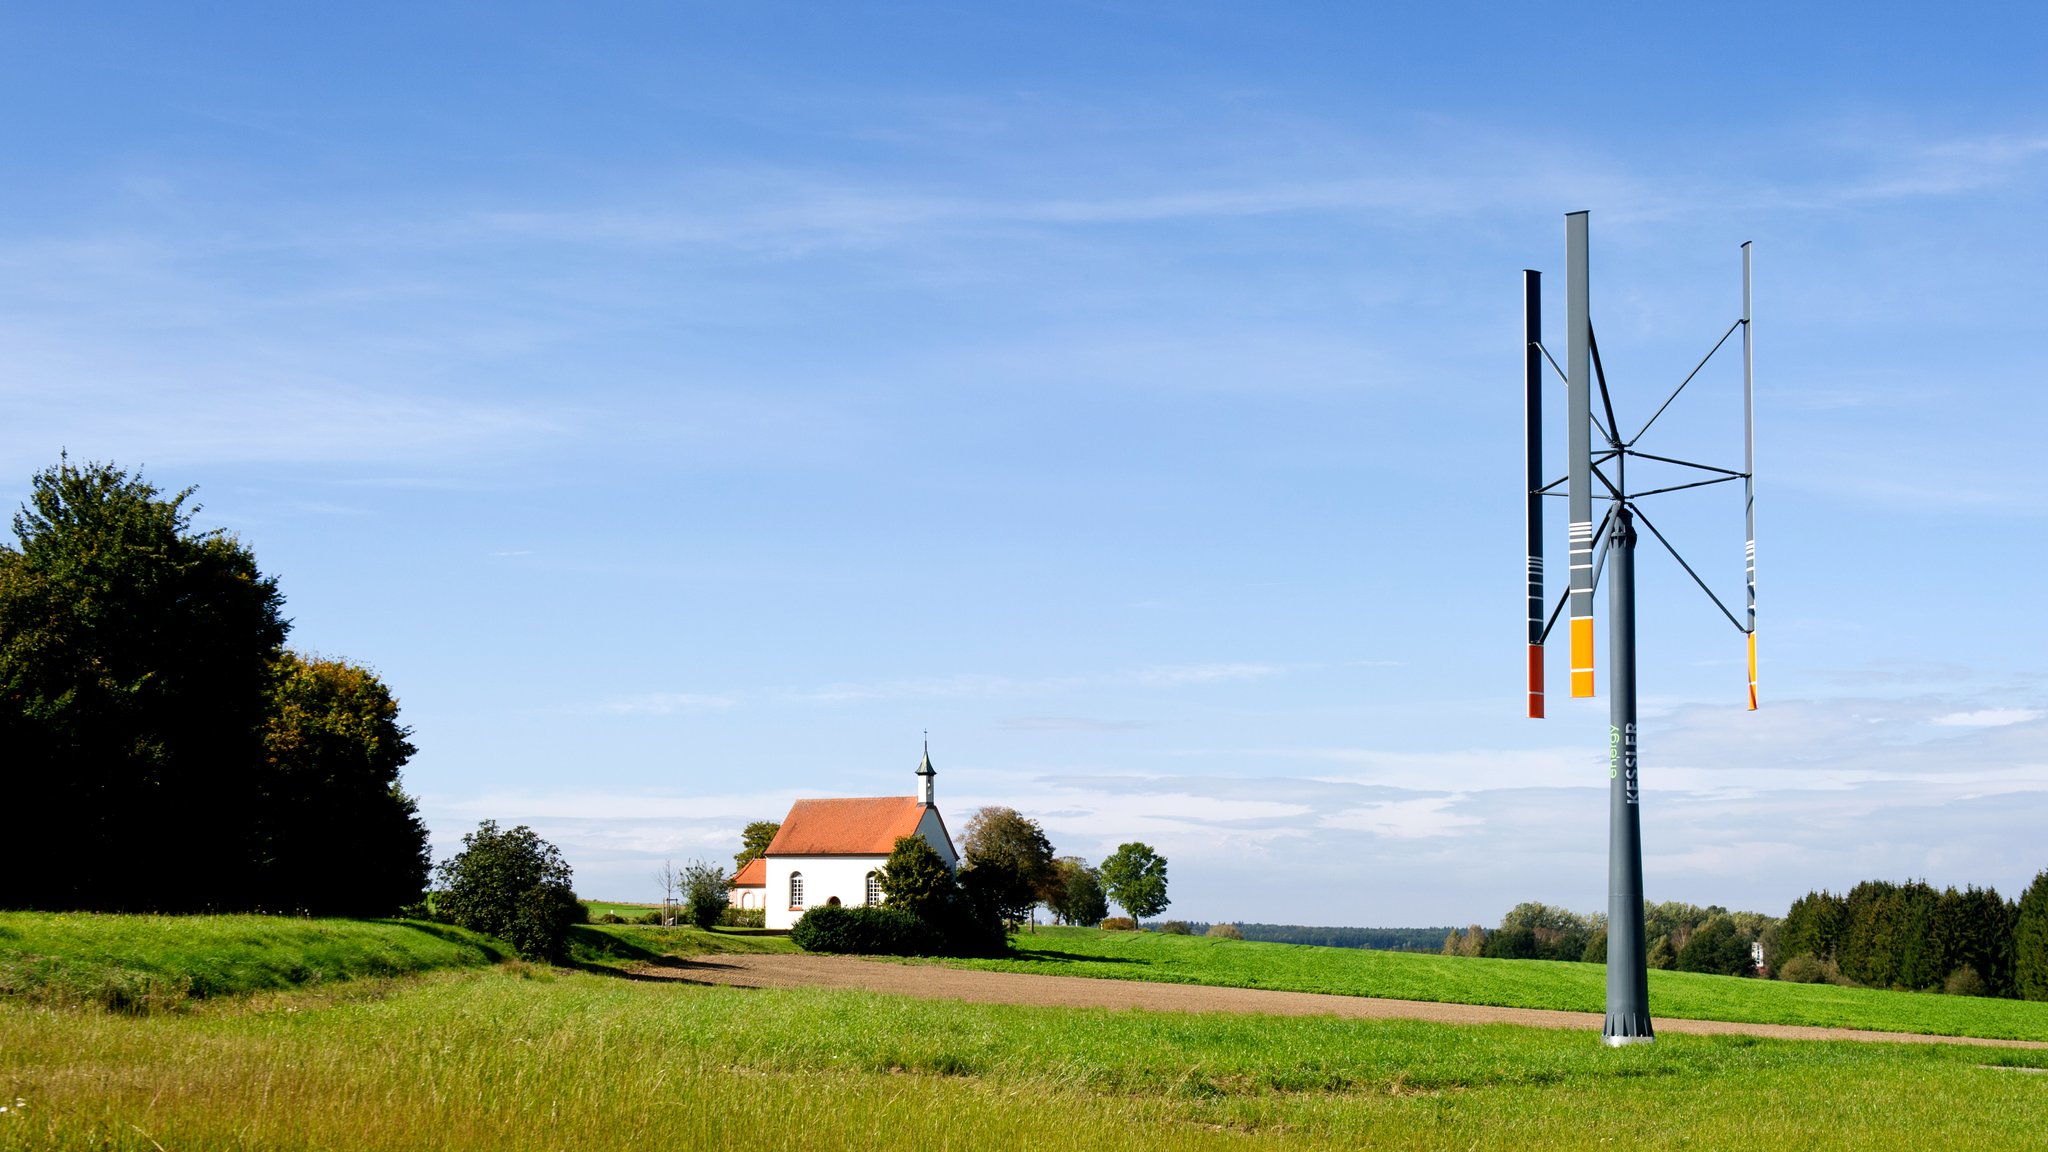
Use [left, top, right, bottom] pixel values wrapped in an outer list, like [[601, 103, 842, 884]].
[[1522, 211, 1757, 1046]]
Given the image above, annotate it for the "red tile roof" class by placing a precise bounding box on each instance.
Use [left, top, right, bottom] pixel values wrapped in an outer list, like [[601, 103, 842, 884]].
[[765, 796, 930, 856], [730, 856, 767, 888]]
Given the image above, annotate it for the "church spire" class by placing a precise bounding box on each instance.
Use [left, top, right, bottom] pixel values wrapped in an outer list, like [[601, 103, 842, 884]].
[[915, 734, 936, 806]]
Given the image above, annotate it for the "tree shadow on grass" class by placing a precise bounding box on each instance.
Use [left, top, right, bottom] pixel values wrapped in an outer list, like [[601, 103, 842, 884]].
[[565, 924, 669, 973], [373, 919, 509, 963]]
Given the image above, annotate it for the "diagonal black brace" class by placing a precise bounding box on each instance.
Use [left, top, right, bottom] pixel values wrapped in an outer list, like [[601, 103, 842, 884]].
[[1589, 324, 1621, 451], [1626, 449, 1746, 479], [1631, 317, 1743, 444], [1627, 474, 1742, 499], [1542, 338, 1618, 445], [1630, 502, 1747, 634]]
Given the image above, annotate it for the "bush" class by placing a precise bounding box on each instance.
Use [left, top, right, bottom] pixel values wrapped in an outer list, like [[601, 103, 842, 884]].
[[1769, 951, 1835, 975], [790, 905, 935, 956], [432, 821, 586, 963], [633, 909, 669, 926], [718, 906, 766, 929], [1205, 923, 1243, 940], [1100, 917, 1136, 931], [1159, 920, 1191, 935], [682, 860, 729, 930], [1944, 964, 1988, 997]]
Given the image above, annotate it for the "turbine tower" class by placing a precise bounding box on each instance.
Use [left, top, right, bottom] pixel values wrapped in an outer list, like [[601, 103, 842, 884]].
[[1522, 211, 1757, 1045]]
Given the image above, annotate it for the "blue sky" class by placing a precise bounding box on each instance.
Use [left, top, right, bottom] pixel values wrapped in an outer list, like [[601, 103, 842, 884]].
[[4, 4, 2045, 925]]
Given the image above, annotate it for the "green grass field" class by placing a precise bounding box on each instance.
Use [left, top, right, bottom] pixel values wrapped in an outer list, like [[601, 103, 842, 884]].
[[0, 912, 500, 1012], [581, 900, 663, 920], [942, 927, 2048, 1042], [6, 964, 2045, 1151]]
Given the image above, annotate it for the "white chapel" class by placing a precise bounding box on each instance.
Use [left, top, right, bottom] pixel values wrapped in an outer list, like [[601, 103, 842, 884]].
[[736, 746, 959, 931]]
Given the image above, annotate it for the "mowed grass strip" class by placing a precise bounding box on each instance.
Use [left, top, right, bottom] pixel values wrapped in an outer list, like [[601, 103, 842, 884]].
[[0, 912, 501, 1011], [4, 967, 2045, 1150], [941, 927, 2048, 1042]]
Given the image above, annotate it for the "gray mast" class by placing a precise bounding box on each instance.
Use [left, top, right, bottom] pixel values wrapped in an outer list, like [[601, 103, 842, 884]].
[[1525, 268, 1546, 718], [1522, 212, 1758, 1046], [1603, 507, 1653, 1043]]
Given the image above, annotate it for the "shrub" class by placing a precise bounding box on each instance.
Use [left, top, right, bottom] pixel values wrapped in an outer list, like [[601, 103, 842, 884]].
[[1100, 917, 1136, 931], [1777, 954, 1833, 984], [432, 821, 587, 963], [790, 905, 934, 956], [633, 909, 668, 926], [718, 906, 766, 929], [1205, 923, 1243, 940], [1944, 964, 1988, 997], [596, 912, 624, 924], [1159, 920, 1191, 935], [682, 860, 729, 930]]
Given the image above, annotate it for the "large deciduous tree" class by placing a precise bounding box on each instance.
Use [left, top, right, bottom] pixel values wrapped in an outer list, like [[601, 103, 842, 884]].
[[0, 459, 285, 911], [0, 459, 430, 915], [1099, 842, 1169, 925], [734, 821, 781, 870], [1047, 856, 1109, 927], [960, 806, 1055, 926], [255, 651, 431, 915]]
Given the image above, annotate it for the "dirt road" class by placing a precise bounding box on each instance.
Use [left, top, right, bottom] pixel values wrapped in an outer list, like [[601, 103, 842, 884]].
[[631, 952, 2048, 1050]]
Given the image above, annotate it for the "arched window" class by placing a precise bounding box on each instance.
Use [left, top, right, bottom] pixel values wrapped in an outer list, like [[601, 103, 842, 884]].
[[789, 871, 804, 908], [865, 871, 882, 906]]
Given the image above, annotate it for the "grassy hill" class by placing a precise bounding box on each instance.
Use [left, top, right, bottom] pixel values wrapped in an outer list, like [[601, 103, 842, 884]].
[[0, 911, 503, 1011], [950, 927, 2048, 1042]]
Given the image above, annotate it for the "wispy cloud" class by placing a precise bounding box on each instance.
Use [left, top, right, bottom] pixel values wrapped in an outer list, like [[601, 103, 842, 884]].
[[598, 693, 738, 715], [1130, 662, 1281, 686], [788, 661, 1291, 703], [1929, 708, 2042, 728], [996, 715, 1149, 732]]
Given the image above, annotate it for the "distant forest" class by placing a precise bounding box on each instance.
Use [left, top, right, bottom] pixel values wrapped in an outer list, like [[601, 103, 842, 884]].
[[1186, 923, 1453, 952]]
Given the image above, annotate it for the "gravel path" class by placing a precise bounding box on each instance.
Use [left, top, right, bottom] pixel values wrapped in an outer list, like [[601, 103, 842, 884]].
[[634, 952, 2048, 1050]]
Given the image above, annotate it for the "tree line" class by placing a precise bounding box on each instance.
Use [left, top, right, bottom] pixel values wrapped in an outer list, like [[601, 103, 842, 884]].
[[1227, 924, 1452, 952], [1, 461, 430, 915], [1440, 870, 2048, 1001], [1777, 875, 2048, 998], [1442, 900, 1774, 979]]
